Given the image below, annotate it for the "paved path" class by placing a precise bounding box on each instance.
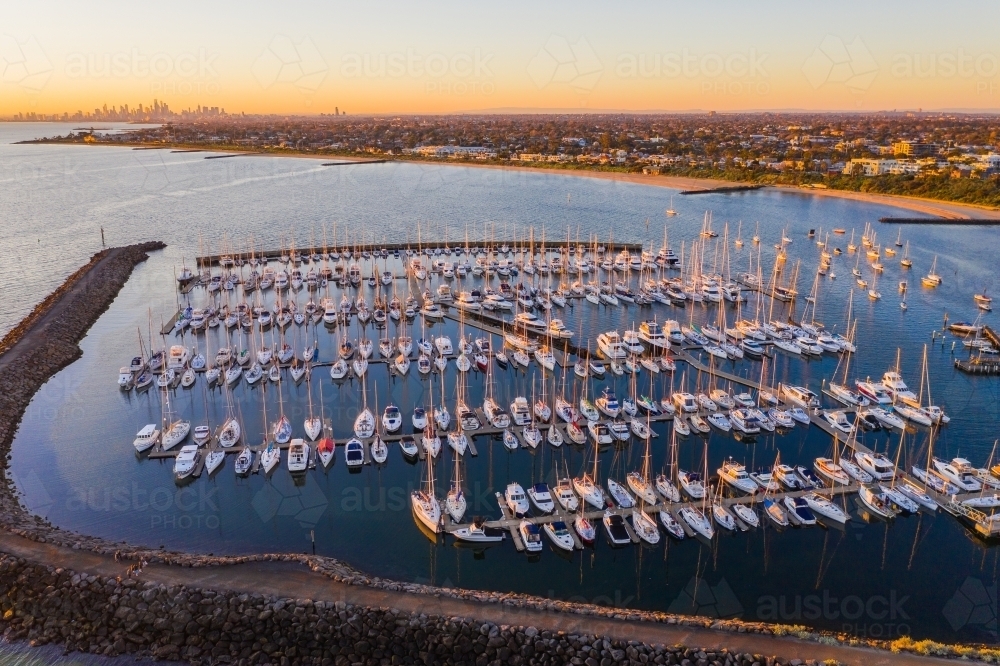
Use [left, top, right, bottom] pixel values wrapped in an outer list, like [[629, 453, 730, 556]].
[[0, 530, 954, 666]]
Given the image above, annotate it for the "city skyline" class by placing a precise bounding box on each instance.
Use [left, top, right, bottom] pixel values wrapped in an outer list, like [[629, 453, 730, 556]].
[[4, 0, 1000, 117]]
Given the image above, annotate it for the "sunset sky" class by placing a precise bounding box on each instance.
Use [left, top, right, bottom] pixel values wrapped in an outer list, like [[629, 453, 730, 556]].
[[4, 0, 1000, 116]]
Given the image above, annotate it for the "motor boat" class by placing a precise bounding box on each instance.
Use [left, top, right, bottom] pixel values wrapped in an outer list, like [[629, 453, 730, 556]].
[[864, 407, 904, 430], [602, 512, 632, 546], [783, 497, 817, 525], [858, 485, 896, 519], [173, 445, 201, 482], [823, 411, 854, 434], [596, 331, 628, 359], [881, 484, 919, 514], [814, 457, 851, 485], [731, 503, 759, 528], [932, 457, 983, 492], [881, 371, 917, 404], [395, 435, 417, 461], [779, 384, 819, 408], [678, 470, 705, 499], [132, 424, 160, 452], [344, 438, 365, 468], [527, 483, 555, 513], [774, 464, 804, 490], [452, 517, 506, 543], [749, 470, 780, 492], [802, 492, 849, 523], [855, 380, 892, 405], [718, 459, 757, 494], [729, 409, 760, 434], [855, 451, 896, 482], [606, 478, 635, 508], [595, 387, 620, 417], [553, 479, 580, 512], [505, 483, 530, 517], [287, 439, 309, 473], [767, 408, 795, 429]]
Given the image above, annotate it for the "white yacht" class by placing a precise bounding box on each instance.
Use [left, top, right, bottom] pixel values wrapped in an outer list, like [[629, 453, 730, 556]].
[[638, 320, 670, 349], [779, 384, 819, 408], [287, 439, 309, 473], [132, 424, 160, 452], [678, 470, 705, 499], [802, 493, 849, 524], [881, 371, 917, 404], [932, 457, 983, 492], [855, 451, 897, 482], [505, 483, 530, 517], [596, 331, 627, 359], [173, 445, 200, 481], [543, 521, 576, 551], [527, 483, 555, 513], [717, 459, 757, 495]]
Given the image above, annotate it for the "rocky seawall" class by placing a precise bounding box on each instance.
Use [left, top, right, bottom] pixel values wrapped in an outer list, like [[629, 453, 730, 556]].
[[0, 554, 820, 666], [0, 244, 967, 665]]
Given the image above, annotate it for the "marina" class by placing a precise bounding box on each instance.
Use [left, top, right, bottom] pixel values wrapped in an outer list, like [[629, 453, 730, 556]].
[[126, 229, 1000, 544], [8, 143, 1000, 643]]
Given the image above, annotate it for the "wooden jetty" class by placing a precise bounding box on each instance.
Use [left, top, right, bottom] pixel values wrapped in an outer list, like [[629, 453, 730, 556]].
[[194, 239, 644, 267]]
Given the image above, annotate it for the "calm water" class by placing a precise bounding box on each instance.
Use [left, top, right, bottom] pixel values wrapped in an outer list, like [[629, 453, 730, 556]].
[[4, 123, 1000, 646]]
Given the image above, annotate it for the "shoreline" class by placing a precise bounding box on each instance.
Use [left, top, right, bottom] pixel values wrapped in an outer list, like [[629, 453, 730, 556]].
[[25, 139, 1000, 220], [0, 246, 986, 663]]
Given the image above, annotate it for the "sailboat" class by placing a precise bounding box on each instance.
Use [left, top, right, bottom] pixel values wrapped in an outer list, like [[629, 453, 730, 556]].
[[159, 369, 190, 451], [303, 363, 321, 440], [900, 241, 912, 268], [411, 446, 441, 536], [922, 255, 941, 287], [259, 389, 280, 474], [315, 376, 335, 468], [445, 452, 466, 522], [271, 370, 292, 444], [626, 410, 658, 505], [665, 195, 677, 217], [354, 375, 375, 438], [370, 383, 388, 464], [573, 432, 605, 509], [868, 266, 882, 300]]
